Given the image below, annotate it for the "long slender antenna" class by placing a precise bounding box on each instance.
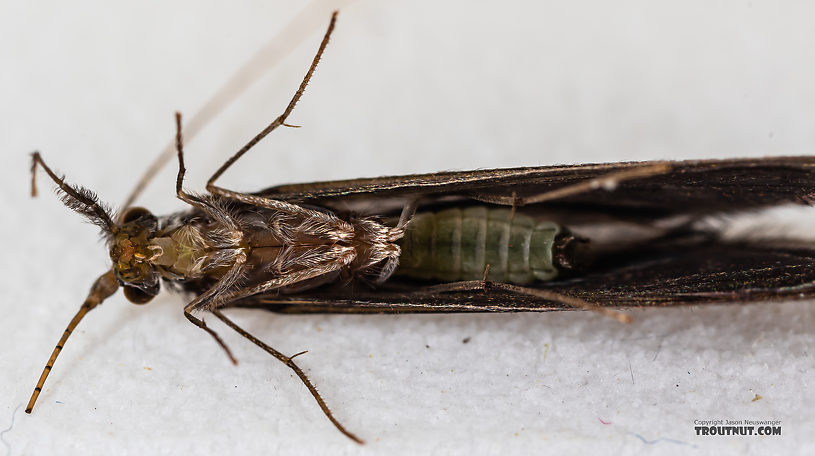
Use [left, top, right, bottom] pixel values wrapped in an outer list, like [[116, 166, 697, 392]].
[[26, 270, 120, 413]]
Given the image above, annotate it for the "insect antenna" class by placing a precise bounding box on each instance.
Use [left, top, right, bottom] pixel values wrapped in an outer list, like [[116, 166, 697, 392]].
[[30, 152, 116, 234], [28, 155, 121, 412], [211, 309, 365, 444], [26, 270, 120, 413]]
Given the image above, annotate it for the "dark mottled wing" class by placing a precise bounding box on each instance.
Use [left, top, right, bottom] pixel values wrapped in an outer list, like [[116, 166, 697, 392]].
[[256, 156, 815, 217], [231, 241, 815, 314]]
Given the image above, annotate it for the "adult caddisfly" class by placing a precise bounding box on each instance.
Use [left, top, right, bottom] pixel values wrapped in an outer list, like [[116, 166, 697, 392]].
[[26, 12, 815, 444]]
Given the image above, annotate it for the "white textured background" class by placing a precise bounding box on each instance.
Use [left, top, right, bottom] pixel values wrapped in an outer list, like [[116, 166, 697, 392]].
[[1, 1, 814, 455]]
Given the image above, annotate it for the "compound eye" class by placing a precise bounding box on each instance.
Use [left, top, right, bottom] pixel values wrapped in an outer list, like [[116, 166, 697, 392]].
[[122, 284, 158, 304], [122, 207, 156, 227], [122, 207, 152, 223]]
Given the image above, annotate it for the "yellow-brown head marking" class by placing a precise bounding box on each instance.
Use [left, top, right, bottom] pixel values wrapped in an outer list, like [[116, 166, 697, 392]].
[[110, 207, 160, 303]]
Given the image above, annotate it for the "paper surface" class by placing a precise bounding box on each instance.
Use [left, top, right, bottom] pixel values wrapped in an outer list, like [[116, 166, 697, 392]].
[[2, 1, 814, 454]]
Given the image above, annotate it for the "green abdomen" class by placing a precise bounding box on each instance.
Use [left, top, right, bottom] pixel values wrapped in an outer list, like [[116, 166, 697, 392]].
[[396, 207, 561, 284]]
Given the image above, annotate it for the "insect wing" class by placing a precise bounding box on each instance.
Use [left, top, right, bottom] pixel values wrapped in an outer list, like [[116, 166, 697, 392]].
[[256, 156, 815, 218], [233, 239, 815, 313], [238, 156, 815, 313]]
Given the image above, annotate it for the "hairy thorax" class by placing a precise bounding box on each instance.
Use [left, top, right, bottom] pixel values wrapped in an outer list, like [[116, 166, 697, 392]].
[[146, 204, 401, 292]]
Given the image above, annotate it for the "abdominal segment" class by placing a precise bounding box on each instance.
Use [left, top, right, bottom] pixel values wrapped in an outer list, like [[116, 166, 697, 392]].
[[396, 207, 562, 284]]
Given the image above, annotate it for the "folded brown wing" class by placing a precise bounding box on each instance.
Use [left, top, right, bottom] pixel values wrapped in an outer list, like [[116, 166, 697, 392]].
[[255, 156, 815, 218], [231, 240, 815, 313]]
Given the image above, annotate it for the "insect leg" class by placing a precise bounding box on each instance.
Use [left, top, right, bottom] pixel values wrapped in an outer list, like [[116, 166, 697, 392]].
[[210, 309, 364, 444], [205, 13, 338, 197], [181, 255, 248, 365], [208, 187, 352, 227], [183, 306, 239, 365], [471, 162, 673, 206], [370, 199, 420, 284], [395, 198, 420, 232], [407, 280, 632, 323], [176, 109, 340, 226], [217, 246, 356, 304], [120, 6, 348, 212], [200, 14, 349, 226], [170, 113, 249, 241]]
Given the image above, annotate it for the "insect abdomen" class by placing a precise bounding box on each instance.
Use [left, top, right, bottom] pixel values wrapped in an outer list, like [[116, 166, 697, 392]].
[[396, 207, 561, 284]]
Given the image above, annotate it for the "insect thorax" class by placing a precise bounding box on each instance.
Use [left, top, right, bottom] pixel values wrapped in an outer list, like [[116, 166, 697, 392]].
[[111, 200, 405, 299]]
